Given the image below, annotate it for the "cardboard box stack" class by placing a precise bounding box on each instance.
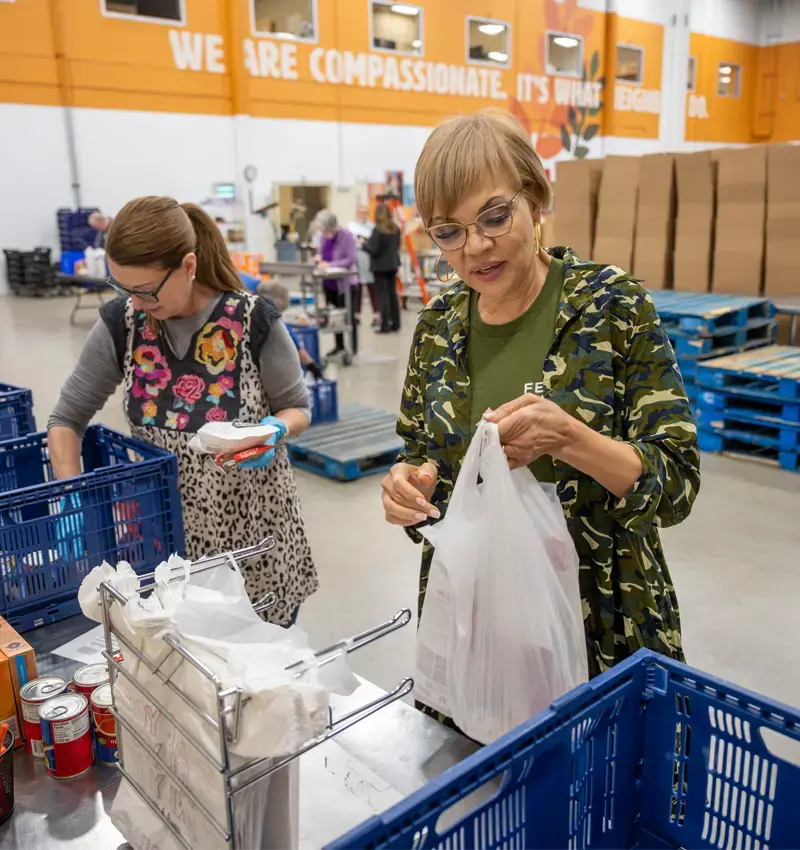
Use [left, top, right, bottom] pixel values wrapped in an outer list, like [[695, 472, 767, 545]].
[[552, 159, 602, 258], [633, 154, 676, 290], [593, 156, 640, 270], [0, 618, 38, 749], [673, 151, 716, 293], [765, 144, 800, 299], [712, 146, 767, 296]]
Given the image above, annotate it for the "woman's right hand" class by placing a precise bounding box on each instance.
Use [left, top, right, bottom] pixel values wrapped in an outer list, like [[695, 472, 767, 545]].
[[381, 462, 440, 526]]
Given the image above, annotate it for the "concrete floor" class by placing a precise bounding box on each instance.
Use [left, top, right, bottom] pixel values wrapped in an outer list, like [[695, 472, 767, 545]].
[[2, 293, 800, 716]]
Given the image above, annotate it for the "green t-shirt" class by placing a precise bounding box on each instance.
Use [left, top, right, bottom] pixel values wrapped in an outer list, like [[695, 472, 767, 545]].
[[467, 257, 564, 483]]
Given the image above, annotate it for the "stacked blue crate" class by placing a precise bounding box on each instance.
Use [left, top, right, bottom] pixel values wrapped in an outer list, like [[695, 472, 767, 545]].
[[56, 207, 99, 253], [696, 345, 800, 471], [650, 291, 777, 405]]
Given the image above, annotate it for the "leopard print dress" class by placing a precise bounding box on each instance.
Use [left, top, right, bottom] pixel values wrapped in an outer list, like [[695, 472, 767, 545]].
[[105, 292, 318, 626]]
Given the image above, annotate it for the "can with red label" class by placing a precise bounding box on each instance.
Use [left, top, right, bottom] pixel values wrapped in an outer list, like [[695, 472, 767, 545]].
[[39, 693, 94, 780], [71, 663, 110, 698], [90, 684, 117, 766], [20, 677, 68, 759]]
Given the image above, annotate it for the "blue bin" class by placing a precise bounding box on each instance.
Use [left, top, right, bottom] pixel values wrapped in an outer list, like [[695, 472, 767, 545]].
[[59, 250, 85, 275], [0, 384, 36, 441], [0, 425, 185, 631], [287, 323, 320, 364], [328, 649, 800, 849], [310, 380, 338, 424]]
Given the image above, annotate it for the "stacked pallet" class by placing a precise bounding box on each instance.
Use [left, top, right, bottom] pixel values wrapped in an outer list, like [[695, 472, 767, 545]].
[[650, 291, 777, 403], [696, 346, 800, 472]]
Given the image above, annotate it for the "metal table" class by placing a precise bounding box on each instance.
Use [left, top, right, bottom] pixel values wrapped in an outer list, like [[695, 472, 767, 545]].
[[260, 261, 356, 365], [773, 295, 800, 345], [55, 274, 111, 325], [0, 616, 477, 850]]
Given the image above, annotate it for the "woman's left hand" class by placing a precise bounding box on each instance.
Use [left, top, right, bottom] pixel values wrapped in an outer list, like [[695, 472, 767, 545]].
[[237, 416, 287, 469], [485, 394, 576, 469]]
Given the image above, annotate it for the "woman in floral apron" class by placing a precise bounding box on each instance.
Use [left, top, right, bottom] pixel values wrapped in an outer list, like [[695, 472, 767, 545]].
[[48, 196, 318, 625]]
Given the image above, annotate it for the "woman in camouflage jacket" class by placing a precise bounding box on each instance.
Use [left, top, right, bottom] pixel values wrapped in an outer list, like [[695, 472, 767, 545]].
[[381, 112, 700, 706]]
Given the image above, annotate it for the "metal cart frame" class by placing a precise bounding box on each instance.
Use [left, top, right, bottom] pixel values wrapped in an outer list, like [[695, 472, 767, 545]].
[[98, 538, 413, 850], [259, 261, 355, 365]]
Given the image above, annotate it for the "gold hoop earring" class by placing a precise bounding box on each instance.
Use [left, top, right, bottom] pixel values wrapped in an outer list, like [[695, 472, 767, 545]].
[[534, 220, 542, 255], [436, 253, 456, 283]]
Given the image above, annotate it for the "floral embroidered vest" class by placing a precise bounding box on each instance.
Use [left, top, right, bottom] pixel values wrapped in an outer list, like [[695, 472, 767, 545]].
[[126, 294, 254, 433]]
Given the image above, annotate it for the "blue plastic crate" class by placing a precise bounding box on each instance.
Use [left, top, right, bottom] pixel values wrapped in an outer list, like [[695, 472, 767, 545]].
[[0, 425, 185, 631], [287, 323, 320, 363], [59, 250, 85, 275], [329, 649, 800, 849], [310, 379, 338, 424], [0, 384, 36, 441]]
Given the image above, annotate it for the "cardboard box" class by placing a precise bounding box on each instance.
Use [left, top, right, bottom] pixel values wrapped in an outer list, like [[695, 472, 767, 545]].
[[634, 154, 676, 290], [0, 618, 38, 749], [765, 144, 800, 298], [673, 151, 716, 293], [593, 156, 640, 271], [553, 159, 602, 258], [712, 146, 767, 296]]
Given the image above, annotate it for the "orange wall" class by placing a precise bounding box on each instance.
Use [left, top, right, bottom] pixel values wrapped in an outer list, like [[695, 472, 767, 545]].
[[603, 14, 664, 141]]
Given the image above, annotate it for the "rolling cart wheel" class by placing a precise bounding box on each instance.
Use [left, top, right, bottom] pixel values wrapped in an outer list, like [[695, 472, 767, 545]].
[[343, 353, 353, 367]]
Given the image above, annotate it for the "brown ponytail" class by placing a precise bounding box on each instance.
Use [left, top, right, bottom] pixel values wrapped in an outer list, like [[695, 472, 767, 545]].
[[179, 202, 244, 294], [106, 196, 245, 294]]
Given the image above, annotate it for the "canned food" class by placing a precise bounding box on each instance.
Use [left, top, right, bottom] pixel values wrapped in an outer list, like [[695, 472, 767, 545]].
[[39, 693, 94, 779], [71, 663, 109, 697], [90, 684, 117, 766], [20, 677, 68, 759]]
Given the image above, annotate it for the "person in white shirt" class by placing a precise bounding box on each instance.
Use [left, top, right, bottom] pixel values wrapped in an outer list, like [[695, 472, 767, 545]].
[[347, 205, 380, 328]]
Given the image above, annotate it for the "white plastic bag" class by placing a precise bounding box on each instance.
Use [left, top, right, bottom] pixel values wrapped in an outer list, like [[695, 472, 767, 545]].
[[416, 421, 588, 744]]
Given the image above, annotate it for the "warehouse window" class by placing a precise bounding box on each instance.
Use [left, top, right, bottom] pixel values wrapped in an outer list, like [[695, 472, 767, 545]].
[[616, 44, 643, 85], [717, 63, 741, 97], [251, 0, 317, 41], [371, 2, 423, 55], [467, 17, 510, 67], [546, 32, 583, 77], [687, 56, 696, 92], [102, 0, 184, 24]]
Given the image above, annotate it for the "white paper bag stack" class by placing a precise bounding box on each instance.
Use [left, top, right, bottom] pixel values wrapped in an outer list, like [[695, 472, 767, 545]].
[[79, 554, 352, 850]]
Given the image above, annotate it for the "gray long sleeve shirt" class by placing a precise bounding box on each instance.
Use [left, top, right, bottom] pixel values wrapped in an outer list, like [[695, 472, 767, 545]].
[[49, 295, 310, 436]]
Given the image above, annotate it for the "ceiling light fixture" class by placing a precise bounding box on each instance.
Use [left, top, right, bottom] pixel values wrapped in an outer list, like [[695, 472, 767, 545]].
[[719, 65, 732, 74], [479, 23, 505, 36], [553, 36, 579, 48], [488, 51, 508, 62], [720, 75, 731, 84], [412, 39, 421, 48], [391, 4, 420, 15], [273, 32, 297, 39]]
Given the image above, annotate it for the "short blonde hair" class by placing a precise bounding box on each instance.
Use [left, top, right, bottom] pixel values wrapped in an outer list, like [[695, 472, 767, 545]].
[[414, 111, 552, 225]]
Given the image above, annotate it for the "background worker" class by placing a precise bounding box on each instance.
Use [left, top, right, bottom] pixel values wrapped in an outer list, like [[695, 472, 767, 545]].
[[348, 205, 380, 329], [364, 204, 402, 334], [88, 211, 113, 249], [48, 196, 319, 625], [315, 211, 358, 357], [258, 280, 325, 380]]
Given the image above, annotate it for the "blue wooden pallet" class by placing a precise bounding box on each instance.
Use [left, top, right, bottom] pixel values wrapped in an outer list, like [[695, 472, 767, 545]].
[[699, 426, 799, 471], [668, 319, 776, 359], [287, 404, 401, 481], [697, 407, 800, 450], [697, 387, 800, 425], [696, 345, 800, 399], [651, 291, 775, 335]]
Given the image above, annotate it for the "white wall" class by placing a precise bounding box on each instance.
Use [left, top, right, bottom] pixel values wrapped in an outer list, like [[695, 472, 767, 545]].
[[689, 0, 762, 43], [71, 108, 238, 215], [760, 0, 800, 43], [0, 104, 74, 294]]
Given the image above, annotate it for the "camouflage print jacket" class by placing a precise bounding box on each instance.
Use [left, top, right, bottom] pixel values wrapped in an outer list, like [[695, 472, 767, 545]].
[[399, 246, 700, 678]]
